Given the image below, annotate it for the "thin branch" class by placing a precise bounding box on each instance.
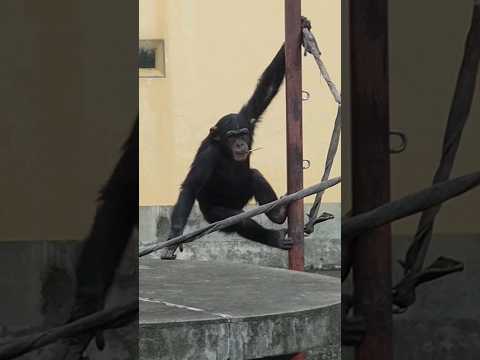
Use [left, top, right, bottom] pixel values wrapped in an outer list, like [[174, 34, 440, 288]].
[[139, 177, 341, 257]]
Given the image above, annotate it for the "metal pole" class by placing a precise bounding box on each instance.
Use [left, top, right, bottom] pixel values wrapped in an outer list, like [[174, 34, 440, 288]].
[[285, 0, 304, 272], [285, 1, 304, 359], [349, 0, 393, 359]]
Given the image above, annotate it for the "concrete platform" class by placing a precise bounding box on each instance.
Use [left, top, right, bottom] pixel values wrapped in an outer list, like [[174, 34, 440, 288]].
[[139, 259, 340, 360]]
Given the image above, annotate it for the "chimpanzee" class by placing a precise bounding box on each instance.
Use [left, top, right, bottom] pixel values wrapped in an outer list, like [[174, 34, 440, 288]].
[[49, 117, 139, 359], [162, 18, 312, 260]]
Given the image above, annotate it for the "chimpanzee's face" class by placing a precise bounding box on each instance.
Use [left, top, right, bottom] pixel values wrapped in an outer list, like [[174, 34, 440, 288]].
[[212, 113, 253, 162], [225, 129, 251, 161]]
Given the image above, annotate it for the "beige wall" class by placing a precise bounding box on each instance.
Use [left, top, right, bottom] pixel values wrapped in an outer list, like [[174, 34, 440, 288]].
[[0, 1, 137, 241], [140, 0, 341, 206]]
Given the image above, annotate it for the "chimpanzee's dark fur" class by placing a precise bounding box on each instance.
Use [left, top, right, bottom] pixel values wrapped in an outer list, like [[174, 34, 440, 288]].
[[54, 118, 139, 359], [74, 117, 138, 304]]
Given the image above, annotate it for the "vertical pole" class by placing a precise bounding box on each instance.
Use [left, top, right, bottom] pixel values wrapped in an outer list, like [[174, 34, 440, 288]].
[[349, 0, 393, 359], [285, 2, 304, 359], [285, 0, 304, 273]]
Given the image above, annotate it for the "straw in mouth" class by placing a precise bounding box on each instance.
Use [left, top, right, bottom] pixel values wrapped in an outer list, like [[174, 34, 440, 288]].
[[248, 147, 263, 153]]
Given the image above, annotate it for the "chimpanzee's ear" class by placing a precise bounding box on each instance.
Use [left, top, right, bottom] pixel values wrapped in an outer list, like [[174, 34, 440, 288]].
[[209, 126, 220, 141]]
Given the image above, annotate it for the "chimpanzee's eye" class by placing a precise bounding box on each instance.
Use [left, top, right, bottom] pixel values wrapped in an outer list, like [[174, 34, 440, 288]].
[[225, 128, 249, 138]]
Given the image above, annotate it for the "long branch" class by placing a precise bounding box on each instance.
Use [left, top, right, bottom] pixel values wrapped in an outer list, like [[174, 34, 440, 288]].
[[139, 177, 341, 257]]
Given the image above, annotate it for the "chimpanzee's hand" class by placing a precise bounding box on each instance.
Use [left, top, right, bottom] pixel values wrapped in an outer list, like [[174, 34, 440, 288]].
[[301, 16, 312, 30], [160, 229, 183, 260]]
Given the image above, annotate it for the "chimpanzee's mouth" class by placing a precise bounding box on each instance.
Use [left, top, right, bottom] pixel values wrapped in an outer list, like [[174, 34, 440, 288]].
[[233, 151, 249, 161]]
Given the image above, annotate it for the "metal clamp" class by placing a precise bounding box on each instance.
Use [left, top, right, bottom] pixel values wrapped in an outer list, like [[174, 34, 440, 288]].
[[302, 90, 310, 101], [303, 159, 311, 169], [390, 131, 408, 154]]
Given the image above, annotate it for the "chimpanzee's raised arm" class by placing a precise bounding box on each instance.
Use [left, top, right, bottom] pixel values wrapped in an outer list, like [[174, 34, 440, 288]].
[[239, 17, 311, 128], [239, 44, 285, 126]]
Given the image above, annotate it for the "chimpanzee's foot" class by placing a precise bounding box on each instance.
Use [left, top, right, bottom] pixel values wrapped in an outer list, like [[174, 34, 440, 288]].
[[160, 245, 178, 260], [267, 229, 293, 250]]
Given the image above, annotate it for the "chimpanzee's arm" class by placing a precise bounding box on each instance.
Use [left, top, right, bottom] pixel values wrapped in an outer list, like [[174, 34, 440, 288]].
[[169, 146, 218, 237], [239, 44, 285, 125], [239, 17, 311, 126]]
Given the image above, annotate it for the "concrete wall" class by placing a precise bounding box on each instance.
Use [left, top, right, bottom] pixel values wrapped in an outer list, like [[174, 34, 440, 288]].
[[139, 0, 341, 206]]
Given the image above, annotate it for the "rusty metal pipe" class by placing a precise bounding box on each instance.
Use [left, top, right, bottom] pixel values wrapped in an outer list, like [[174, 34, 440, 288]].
[[349, 0, 393, 358], [285, 0, 304, 273], [285, 1, 304, 359]]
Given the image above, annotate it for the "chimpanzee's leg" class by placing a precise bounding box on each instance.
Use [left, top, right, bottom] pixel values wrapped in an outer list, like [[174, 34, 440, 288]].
[[251, 169, 287, 224], [202, 206, 292, 250]]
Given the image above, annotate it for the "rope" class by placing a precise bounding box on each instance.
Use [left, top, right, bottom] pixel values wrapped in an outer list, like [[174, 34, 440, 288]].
[[139, 177, 341, 257], [342, 171, 480, 240], [402, 3, 480, 276], [304, 106, 341, 234], [301, 27, 342, 233], [302, 27, 341, 104], [0, 302, 137, 360]]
